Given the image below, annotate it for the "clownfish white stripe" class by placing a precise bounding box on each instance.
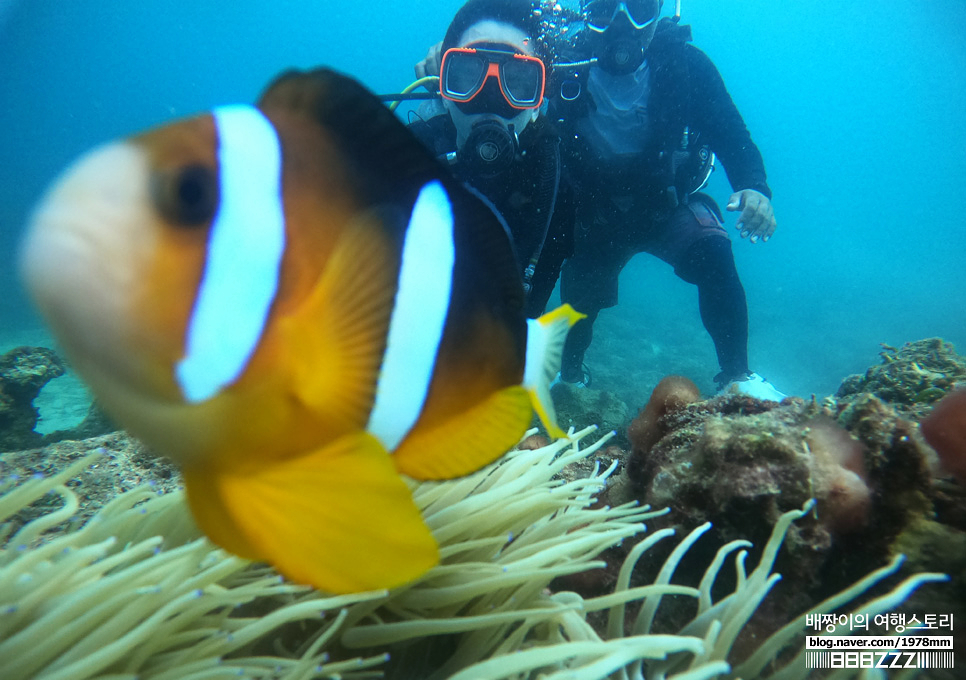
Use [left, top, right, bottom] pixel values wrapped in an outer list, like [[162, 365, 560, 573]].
[[367, 181, 455, 450], [175, 105, 285, 403]]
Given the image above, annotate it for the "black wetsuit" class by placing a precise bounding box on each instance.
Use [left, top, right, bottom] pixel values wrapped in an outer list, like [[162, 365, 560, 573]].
[[408, 114, 573, 318], [551, 19, 772, 385]]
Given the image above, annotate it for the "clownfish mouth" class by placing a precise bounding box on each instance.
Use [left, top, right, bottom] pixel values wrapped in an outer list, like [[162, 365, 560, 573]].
[[20, 142, 172, 406]]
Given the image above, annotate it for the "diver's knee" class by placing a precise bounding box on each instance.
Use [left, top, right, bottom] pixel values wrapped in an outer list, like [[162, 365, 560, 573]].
[[675, 235, 737, 285]]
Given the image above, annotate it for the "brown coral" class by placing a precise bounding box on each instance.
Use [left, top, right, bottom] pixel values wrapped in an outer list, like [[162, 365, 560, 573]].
[[920, 389, 966, 483], [627, 375, 700, 458], [804, 415, 871, 534]]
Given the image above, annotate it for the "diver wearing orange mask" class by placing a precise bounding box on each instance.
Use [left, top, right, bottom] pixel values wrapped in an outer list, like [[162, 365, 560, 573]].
[[409, 0, 572, 320]]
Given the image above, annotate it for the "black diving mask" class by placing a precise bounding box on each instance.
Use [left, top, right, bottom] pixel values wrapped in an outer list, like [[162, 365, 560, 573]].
[[583, 0, 659, 74], [584, 0, 659, 32]]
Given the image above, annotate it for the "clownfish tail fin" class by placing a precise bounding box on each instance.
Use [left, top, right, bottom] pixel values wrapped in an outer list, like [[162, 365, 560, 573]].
[[523, 304, 585, 439]]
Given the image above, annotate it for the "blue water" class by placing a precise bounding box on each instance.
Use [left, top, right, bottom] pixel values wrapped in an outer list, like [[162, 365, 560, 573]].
[[2, 0, 964, 409]]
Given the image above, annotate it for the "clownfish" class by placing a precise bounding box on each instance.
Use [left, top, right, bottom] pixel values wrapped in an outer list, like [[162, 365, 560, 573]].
[[20, 68, 583, 594]]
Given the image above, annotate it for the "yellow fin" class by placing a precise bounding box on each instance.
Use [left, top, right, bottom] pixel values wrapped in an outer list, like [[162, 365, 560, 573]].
[[392, 385, 531, 480], [279, 214, 396, 432], [523, 304, 586, 439], [183, 431, 438, 594]]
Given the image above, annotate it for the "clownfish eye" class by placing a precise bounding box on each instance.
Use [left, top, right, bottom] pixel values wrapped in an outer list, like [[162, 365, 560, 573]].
[[152, 164, 219, 227]]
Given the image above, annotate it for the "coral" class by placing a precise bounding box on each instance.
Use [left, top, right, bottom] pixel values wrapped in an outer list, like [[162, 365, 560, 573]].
[[0, 345, 116, 451], [574, 339, 966, 672], [601, 387, 946, 635], [890, 517, 966, 668], [627, 375, 701, 460], [0, 346, 64, 451], [803, 415, 871, 534], [837, 338, 966, 417], [0, 427, 944, 679], [920, 389, 966, 483]]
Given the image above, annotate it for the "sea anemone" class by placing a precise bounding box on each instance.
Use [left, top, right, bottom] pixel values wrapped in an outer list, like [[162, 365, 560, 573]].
[[0, 427, 946, 679]]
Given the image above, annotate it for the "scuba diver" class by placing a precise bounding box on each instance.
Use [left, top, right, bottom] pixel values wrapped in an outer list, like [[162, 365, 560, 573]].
[[405, 0, 572, 319], [549, 0, 785, 398]]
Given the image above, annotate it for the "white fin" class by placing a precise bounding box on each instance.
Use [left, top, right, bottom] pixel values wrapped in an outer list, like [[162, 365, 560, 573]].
[[523, 304, 585, 439]]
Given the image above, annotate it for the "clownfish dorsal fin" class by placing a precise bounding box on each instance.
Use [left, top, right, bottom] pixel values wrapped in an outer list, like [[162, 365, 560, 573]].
[[258, 68, 444, 211], [277, 211, 398, 432], [182, 430, 438, 594]]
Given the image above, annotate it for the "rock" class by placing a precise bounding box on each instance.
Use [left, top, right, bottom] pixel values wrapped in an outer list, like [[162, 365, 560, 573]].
[[0, 346, 65, 451], [837, 338, 966, 418], [0, 431, 181, 542], [598, 387, 941, 627], [42, 400, 118, 445]]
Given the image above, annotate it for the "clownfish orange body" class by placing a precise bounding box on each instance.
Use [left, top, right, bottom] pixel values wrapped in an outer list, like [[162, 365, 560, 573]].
[[20, 69, 582, 594]]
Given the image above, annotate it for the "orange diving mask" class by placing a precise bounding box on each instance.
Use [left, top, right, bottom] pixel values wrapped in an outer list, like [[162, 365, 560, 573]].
[[440, 45, 546, 110]]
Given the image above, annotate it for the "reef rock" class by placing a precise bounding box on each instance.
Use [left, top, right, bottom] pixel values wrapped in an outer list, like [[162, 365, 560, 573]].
[[602, 387, 940, 621], [0, 346, 65, 451], [0, 430, 181, 539], [583, 340, 966, 659], [42, 400, 117, 445], [837, 338, 966, 417], [551, 383, 631, 447], [615, 398, 877, 601]]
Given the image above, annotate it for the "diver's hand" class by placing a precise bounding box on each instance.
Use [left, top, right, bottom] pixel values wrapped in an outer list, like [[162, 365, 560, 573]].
[[415, 42, 444, 83], [727, 189, 776, 243]]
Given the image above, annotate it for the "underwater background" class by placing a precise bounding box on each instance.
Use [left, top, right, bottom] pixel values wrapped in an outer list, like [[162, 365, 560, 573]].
[[1, 0, 965, 422]]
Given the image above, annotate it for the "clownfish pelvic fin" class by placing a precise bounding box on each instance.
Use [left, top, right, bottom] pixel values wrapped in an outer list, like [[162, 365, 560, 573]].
[[391, 385, 532, 480], [524, 304, 586, 439]]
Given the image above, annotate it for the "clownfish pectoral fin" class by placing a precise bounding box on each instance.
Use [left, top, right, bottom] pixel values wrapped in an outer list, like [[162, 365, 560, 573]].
[[523, 304, 586, 439], [280, 213, 397, 431], [182, 431, 439, 594], [392, 385, 532, 480]]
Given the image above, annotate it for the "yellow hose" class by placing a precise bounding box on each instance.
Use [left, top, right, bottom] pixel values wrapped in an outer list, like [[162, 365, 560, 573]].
[[387, 76, 440, 112]]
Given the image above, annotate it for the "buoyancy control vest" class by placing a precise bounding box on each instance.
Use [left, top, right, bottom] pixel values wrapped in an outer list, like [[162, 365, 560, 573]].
[[407, 114, 562, 293], [550, 19, 714, 212]]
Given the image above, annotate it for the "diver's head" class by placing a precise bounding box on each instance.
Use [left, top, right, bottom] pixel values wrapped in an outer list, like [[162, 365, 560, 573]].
[[581, 0, 662, 74], [440, 0, 548, 175]]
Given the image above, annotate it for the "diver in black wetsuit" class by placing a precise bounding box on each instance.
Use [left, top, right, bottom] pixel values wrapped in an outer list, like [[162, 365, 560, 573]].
[[551, 0, 784, 398], [408, 0, 572, 319]]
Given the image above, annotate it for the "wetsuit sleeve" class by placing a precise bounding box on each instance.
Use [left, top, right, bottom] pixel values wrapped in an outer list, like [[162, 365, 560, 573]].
[[687, 46, 772, 199]]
